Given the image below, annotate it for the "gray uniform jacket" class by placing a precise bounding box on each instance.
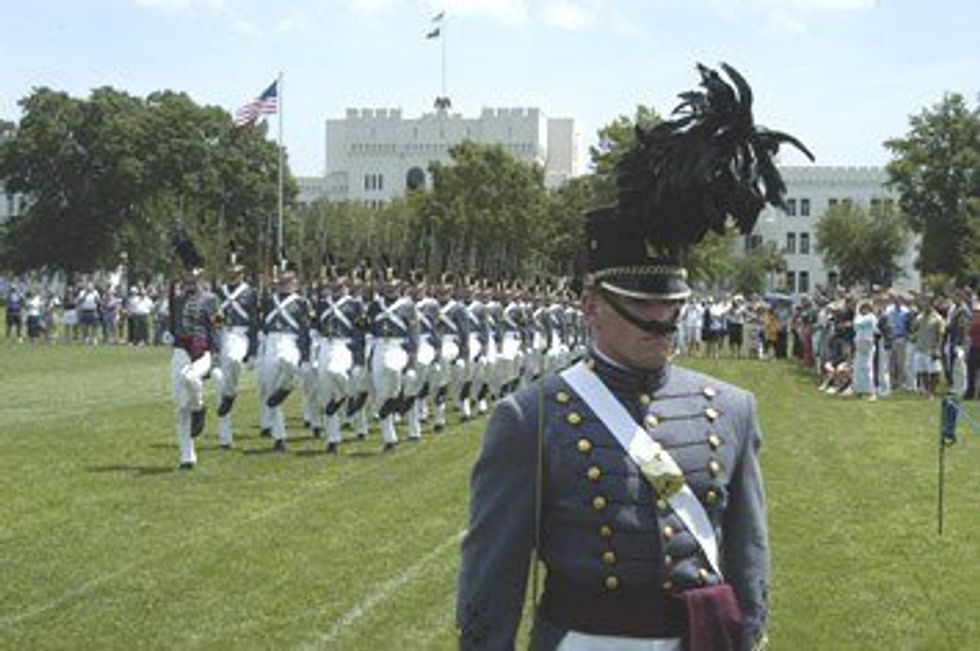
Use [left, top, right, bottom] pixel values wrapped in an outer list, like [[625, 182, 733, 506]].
[[457, 353, 768, 650]]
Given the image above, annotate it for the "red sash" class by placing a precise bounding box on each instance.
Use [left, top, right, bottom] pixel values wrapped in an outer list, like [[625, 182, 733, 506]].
[[177, 335, 210, 361], [683, 583, 744, 651]]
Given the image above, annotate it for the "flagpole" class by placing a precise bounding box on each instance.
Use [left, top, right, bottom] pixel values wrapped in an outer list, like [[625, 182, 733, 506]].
[[441, 16, 447, 99], [277, 71, 284, 259]]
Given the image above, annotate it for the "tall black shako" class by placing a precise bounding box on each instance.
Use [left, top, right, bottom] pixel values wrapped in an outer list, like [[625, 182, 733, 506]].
[[614, 63, 816, 263]]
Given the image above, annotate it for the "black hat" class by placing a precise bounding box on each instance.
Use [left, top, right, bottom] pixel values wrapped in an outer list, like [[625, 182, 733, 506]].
[[586, 63, 813, 301]]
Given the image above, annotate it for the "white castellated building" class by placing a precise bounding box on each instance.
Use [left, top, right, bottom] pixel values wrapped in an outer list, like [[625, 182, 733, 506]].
[[747, 166, 920, 293], [307, 105, 577, 205]]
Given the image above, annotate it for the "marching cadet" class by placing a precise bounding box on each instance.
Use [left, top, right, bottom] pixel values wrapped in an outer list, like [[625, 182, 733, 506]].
[[416, 280, 445, 429], [254, 270, 274, 438], [212, 255, 258, 449], [368, 266, 419, 451], [260, 263, 312, 452], [402, 273, 435, 441], [454, 279, 481, 420], [169, 267, 219, 470], [468, 281, 494, 416], [301, 277, 325, 438], [497, 280, 526, 398], [433, 275, 463, 431], [457, 63, 808, 650], [316, 266, 368, 453]]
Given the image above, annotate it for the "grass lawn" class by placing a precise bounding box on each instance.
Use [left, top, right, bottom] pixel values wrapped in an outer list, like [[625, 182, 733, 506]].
[[0, 343, 978, 649]]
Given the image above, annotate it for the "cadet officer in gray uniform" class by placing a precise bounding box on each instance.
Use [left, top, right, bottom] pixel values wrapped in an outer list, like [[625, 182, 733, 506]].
[[457, 63, 813, 650], [213, 256, 258, 448]]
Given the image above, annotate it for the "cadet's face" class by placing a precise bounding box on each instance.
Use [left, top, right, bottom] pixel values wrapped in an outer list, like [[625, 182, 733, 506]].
[[583, 289, 678, 372]]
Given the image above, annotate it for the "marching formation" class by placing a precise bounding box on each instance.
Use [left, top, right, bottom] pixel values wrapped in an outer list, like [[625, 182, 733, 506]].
[[168, 259, 588, 469]]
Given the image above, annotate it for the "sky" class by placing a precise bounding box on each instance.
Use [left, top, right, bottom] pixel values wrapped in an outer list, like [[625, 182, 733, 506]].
[[2, 0, 978, 178]]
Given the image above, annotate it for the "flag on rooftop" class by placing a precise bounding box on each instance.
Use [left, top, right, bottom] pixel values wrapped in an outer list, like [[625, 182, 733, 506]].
[[432, 11, 444, 21], [426, 27, 440, 39], [233, 80, 279, 128]]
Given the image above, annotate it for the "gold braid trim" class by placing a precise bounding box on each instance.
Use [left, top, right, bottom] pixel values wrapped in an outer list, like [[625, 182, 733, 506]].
[[590, 265, 689, 281]]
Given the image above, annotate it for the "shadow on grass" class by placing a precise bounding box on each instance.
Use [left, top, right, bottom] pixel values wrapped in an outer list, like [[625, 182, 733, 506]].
[[86, 464, 174, 476]]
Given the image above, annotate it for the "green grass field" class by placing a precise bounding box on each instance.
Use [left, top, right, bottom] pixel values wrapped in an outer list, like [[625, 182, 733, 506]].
[[1, 343, 978, 650]]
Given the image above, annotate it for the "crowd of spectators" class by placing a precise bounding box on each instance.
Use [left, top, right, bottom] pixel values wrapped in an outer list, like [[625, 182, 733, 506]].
[[676, 288, 979, 401], [3, 275, 170, 347]]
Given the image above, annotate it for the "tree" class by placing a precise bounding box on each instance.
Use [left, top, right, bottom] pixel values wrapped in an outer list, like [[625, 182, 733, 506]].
[[885, 93, 980, 280], [815, 202, 910, 289], [424, 141, 549, 276], [0, 86, 293, 278]]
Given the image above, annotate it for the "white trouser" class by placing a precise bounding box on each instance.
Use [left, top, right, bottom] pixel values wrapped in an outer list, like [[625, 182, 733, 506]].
[[951, 345, 967, 396], [256, 337, 272, 430], [301, 337, 321, 429], [558, 632, 681, 651], [171, 348, 212, 465], [319, 338, 354, 443], [371, 339, 409, 444], [214, 328, 249, 445], [262, 333, 301, 440]]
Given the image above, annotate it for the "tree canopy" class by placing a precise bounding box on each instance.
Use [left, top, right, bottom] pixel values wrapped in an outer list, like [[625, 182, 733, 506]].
[[885, 93, 980, 281], [815, 201, 910, 290], [0, 86, 294, 278]]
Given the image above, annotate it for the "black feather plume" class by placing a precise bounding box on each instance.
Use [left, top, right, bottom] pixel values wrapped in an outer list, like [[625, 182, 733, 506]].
[[171, 226, 203, 270], [614, 62, 815, 258]]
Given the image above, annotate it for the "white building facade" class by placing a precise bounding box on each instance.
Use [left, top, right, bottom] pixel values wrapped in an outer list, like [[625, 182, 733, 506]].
[[316, 106, 577, 205], [747, 166, 920, 294]]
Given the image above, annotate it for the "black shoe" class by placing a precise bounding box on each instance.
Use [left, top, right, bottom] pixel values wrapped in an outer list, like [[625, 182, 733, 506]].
[[220, 443, 232, 450], [260, 427, 272, 438], [217, 395, 236, 417], [325, 442, 338, 454], [178, 461, 195, 470], [383, 442, 397, 453], [273, 439, 286, 453], [190, 408, 206, 438], [356, 432, 367, 441], [312, 427, 323, 439], [266, 388, 292, 408], [304, 419, 311, 429], [433, 422, 445, 433]]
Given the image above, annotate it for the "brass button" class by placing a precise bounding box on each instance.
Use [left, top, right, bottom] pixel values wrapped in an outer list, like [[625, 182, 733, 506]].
[[662, 525, 674, 539], [639, 393, 652, 406], [709, 460, 722, 477], [656, 498, 669, 511], [698, 568, 710, 583], [577, 438, 592, 453], [587, 466, 602, 482], [555, 390, 570, 404], [662, 581, 674, 592], [705, 407, 719, 421], [703, 386, 718, 398], [705, 490, 718, 504], [708, 434, 721, 450], [592, 496, 607, 511], [664, 554, 674, 567], [599, 524, 614, 539], [567, 412, 583, 426], [605, 575, 620, 590], [644, 414, 659, 429], [602, 551, 617, 565]]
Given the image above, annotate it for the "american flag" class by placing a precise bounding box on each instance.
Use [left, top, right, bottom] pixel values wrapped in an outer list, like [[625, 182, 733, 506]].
[[233, 80, 278, 127]]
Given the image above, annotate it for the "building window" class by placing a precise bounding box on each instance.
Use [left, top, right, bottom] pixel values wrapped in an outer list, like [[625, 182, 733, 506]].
[[828, 198, 838, 208], [786, 232, 796, 254], [378, 174, 384, 191], [842, 198, 852, 207], [746, 234, 763, 252], [786, 271, 796, 293], [799, 271, 810, 294], [828, 271, 839, 287], [786, 198, 797, 216], [800, 232, 810, 255], [364, 174, 370, 191], [800, 198, 810, 216]]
